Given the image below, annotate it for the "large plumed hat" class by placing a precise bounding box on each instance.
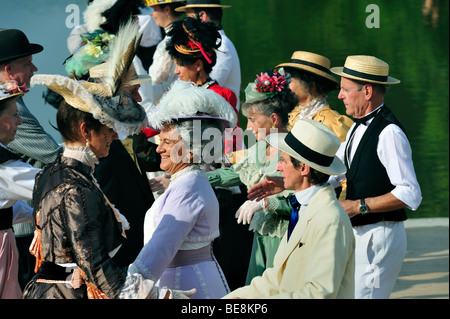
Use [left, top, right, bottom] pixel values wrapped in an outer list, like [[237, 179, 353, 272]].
[[330, 55, 400, 85], [147, 80, 237, 130], [266, 119, 346, 176], [31, 74, 147, 139], [0, 29, 43, 64], [31, 20, 148, 139]]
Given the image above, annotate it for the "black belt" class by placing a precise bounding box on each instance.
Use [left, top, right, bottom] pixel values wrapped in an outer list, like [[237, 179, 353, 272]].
[[0, 207, 13, 230], [36, 262, 73, 281]]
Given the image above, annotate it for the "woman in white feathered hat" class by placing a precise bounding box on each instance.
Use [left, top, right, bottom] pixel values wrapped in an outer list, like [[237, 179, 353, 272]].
[[120, 80, 236, 299]]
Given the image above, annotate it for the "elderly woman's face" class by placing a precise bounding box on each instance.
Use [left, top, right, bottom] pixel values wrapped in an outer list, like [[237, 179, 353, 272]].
[[245, 107, 275, 142], [156, 125, 192, 175]]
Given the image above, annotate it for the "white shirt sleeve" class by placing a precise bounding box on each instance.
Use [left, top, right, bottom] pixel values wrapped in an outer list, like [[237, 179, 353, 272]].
[[0, 159, 40, 209], [12, 200, 34, 224], [377, 124, 422, 210]]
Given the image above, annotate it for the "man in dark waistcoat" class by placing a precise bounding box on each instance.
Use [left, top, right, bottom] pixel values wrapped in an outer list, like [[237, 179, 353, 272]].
[[329, 55, 422, 298]]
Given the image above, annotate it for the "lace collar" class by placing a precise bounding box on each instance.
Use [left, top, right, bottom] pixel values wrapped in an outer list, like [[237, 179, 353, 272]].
[[298, 99, 328, 120], [63, 144, 99, 170], [170, 165, 202, 184]]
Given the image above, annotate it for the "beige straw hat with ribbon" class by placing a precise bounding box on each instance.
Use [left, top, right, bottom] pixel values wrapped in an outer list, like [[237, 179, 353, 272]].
[[175, 0, 230, 12], [274, 51, 339, 90], [31, 74, 147, 139], [330, 55, 400, 85], [266, 118, 346, 176]]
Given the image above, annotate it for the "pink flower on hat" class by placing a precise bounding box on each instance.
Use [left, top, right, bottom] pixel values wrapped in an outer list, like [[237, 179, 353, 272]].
[[2, 80, 28, 94], [255, 71, 288, 96]]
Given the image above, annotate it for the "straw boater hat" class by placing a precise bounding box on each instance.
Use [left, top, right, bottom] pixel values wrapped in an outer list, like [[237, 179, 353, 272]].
[[145, 0, 186, 7], [274, 51, 339, 90], [330, 55, 400, 85], [0, 29, 43, 64], [175, 0, 231, 12], [266, 119, 346, 176]]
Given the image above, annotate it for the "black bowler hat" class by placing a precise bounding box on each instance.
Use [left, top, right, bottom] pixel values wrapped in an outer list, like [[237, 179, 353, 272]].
[[0, 29, 44, 64]]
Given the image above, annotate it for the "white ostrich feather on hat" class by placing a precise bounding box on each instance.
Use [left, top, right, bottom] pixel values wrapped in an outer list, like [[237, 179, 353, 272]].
[[148, 80, 238, 130], [84, 0, 118, 32]]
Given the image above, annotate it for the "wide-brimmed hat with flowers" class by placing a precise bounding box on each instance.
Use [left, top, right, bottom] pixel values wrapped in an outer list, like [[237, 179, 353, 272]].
[[0, 80, 27, 103], [330, 55, 400, 85], [274, 51, 339, 90], [31, 74, 147, 139], [31, 20, 147, 139], [175, 0, 230, 12]]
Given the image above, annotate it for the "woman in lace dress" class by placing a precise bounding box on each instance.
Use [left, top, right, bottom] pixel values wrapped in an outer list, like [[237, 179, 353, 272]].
[[205, 69, 299, 284], [22, 74, 147, 299], [122, 80, 237, 299]]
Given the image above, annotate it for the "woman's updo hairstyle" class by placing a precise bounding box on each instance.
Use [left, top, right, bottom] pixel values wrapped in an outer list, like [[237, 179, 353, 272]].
[[166, 16, 221, 74]]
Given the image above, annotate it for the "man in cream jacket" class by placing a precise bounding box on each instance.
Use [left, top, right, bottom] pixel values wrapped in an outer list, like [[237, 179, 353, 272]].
[[224, 119, 355, 299]]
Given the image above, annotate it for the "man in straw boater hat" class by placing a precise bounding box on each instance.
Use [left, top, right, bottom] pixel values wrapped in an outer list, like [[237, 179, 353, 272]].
[[0, 28, 64, 290], [328, 55, 422, 298], [0, 82, 41, 299], [176, 0, 241, 110], [224, 119, 355, 299]]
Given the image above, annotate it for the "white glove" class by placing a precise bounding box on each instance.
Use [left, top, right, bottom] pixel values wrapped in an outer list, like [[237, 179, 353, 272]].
[[116, 209, 130, 231], [118, 264, 196, 299], [159, 286, 197, 299], [235, 199, 265, 225]]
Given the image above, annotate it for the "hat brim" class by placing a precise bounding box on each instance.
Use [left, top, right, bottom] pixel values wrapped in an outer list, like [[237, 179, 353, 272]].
[[127, 74, 151, 86], [0, 43, 43, 64], [0, 91, 25, 102], [330, 66, 400, 85], [266, 133, 346, 176], [175, 114, 234, 128], [275, 63, 339, 90], [175, 4, 231, 12]]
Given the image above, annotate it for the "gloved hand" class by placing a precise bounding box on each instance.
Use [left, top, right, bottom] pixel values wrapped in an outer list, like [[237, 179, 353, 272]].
[[149, 174, 171, 195], [160, 287, 197, 299], [235, 199, 265, 225], [118, 264, 196, 299]]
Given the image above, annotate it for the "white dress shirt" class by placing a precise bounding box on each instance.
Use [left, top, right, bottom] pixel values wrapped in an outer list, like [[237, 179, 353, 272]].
[[211, 29, 241, 110], [0, 143, 40, 224], [329, 105, 422, 211]]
